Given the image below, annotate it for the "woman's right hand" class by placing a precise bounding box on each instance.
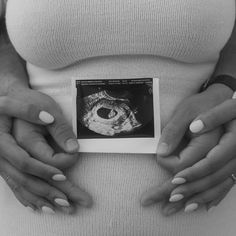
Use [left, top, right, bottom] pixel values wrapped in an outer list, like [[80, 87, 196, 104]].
[[0, 85, 93, 213]]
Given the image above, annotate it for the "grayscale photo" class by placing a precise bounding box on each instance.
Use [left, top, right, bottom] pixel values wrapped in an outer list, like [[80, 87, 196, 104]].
[[1, 0, 236, 235]]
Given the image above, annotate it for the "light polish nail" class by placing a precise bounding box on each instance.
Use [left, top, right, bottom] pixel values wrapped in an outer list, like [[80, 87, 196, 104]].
[[207, 205, 216, 213], [184, 203, 198, 213], [169, 194, 184, 202], [171, 177, 186, 185], [232, 91, 236, 99], [189, 120, 204, 133], [54, 198, 70, 207], [52, 174, 67, 181], [157, 143, 169, 155], [39, 111, 54, 124], [42, 206, 55, 214], [26, 206, 35, 212]]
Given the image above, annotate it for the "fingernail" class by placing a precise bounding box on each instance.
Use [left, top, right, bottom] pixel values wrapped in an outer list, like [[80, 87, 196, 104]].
[[26, 206, 35, 212], [157, 143, 169, 155], [66, 139, 79, 152], [232, 91, 236, 99], [184, 203, 198, 213], [207, 206, 216, 213], [189, 120, 204, 133], [171, 177, 186, 185], [39, 111, 54, 124], [54, 198, 70, 207], [41, 206, 55, 214], [169, 194, 184, 202], [52, 174, 67, 181], [141, 198, 155, 207]]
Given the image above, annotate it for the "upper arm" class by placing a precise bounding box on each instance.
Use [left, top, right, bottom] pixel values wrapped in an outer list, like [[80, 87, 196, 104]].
[[0, 0, 7, 19]]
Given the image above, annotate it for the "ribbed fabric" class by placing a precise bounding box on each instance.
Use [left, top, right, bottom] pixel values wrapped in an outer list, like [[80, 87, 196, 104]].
[[4, 1, 236, 236]]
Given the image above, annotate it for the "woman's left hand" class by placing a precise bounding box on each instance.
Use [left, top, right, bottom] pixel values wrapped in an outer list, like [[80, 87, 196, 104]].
[[141, 83, 236, 215], [141, 127, 235, 215]]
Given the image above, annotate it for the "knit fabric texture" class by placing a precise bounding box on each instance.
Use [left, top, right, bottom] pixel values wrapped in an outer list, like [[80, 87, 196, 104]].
[[4, 0, 236, 235]]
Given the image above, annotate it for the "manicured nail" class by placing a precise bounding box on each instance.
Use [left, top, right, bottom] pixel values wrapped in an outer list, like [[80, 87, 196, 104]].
[[54, 198, 70, 207], [41, 206, 55, 214], [157, 143, 169, 155], [169, 194, 184, 202], [207, 206, 216, 213], [66, 139, 79, 152], [26, 206, 35, 212], [184, 203, 198, 213], [171, 177, 186, 185], [232, 91, 236, 99], [52, 174, 67, 181], [39, 111, 54, 124], [189, 120, 204, 133]]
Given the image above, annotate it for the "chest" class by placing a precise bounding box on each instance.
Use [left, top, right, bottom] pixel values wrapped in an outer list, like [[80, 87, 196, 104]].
[[6, 0, 236, 69]]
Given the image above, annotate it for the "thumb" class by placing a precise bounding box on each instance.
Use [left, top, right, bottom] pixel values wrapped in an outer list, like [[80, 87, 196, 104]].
[[157, 108, 192, 157]]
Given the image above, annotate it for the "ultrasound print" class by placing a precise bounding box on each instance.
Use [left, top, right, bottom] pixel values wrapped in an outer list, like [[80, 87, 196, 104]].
[[76, 78, 154, 139]]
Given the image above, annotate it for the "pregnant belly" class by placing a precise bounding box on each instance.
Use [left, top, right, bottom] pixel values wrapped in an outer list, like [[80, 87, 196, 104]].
[[1, 55, 233, 236], [1, 153, 236, 236]]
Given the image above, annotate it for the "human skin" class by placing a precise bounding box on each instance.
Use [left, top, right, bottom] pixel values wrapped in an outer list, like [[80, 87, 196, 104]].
[[1, 2, 236, 214]]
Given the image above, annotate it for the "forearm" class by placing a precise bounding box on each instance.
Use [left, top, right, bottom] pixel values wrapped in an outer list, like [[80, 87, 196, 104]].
[[0, 18, 29, 91], [214, 20, 236, 77]]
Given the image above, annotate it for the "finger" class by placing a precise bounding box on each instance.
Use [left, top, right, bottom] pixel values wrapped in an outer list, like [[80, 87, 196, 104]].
[[157, 128, 221, 176], [0, 172, 32, 208], [157, 105, 193, 156], [49, 179, 93, 208], [184, 178, 233, 213], [0, 133, 67, 182], [47, 116, 79, 154], [161, 198, 186, 216], [1, 170, 56, 213], [14, 120, 78, 169], [141, 178, 175, 206], [0, 96, 54, 125], [189, 99, 236, 134], [17, 188, 56, 214], [169, 158, 236, 202], [173, 129, 236, 183], [0, 157, 76, 212], [206, 184, 232, 212]]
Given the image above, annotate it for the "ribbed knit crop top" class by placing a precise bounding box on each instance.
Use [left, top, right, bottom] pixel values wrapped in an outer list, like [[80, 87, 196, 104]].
[[6, 0, 235, 70]]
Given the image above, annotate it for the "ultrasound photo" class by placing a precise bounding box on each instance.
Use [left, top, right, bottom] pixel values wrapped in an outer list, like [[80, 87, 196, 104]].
[[75, 78, 155, 139]]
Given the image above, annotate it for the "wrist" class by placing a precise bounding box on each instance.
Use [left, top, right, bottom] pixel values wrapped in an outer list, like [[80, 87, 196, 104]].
[[200, 74, 236, 92]]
